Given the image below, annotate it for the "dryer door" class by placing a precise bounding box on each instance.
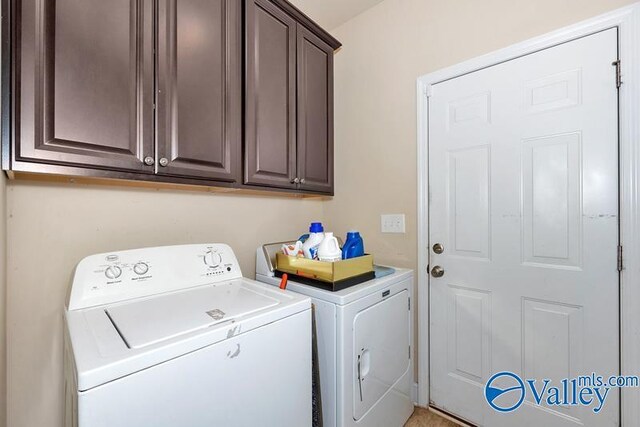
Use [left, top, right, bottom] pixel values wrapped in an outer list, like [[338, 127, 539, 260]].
[[353, 289, 410, 420]]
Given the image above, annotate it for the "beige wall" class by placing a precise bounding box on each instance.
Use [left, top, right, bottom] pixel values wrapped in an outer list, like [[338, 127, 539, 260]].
[[3, 1, 638, 426], [6, 180, 323, 427], [324, 0, 636, 272]]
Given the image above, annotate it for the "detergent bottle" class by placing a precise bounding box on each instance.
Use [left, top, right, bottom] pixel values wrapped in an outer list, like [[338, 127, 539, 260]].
[[342, 231, 364, 259], [302, 222, 325, 259], [317, 232, 342, 262]]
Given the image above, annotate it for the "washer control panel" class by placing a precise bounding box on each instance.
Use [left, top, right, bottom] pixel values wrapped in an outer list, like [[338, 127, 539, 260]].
[[68, 244, 242, 310]]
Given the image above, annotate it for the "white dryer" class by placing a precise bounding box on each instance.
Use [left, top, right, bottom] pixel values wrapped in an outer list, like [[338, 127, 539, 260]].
[[256, 243, 414, 427], [65, 244, 312, 427]]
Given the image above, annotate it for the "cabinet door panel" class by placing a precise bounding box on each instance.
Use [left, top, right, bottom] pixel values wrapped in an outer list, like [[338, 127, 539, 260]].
[[244, 0, 297, 189], [297, 25, 334, 194], [16, 0, 154, 172], [157, 0, 241, 182]]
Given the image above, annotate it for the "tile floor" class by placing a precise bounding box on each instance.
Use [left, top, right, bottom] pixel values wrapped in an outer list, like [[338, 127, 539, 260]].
[[404, 407, 460, 427]]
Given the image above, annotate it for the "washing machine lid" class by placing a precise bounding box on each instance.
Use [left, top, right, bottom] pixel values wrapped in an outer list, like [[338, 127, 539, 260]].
[[67, 277, 311, 391], [106, 280, 280, 349]]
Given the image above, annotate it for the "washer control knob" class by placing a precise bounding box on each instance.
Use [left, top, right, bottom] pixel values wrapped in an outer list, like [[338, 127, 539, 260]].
[[203, 250, 223, 267], [133, 262, 149, 275], [105, 266, 122, 280]]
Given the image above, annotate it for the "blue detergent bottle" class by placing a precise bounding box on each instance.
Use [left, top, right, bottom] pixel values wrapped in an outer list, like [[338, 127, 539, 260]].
[[342, 231, 364, 259]]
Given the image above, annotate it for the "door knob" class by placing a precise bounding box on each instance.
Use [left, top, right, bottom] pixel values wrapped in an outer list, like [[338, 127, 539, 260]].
[[431, 266, 445, 278], [144, 156, 154, 166], [291, 177, 300, 184], [432, 243, 444, 254], [159, 158, 169, 167]]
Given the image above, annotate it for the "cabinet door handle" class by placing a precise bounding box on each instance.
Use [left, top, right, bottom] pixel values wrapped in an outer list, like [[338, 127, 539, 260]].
[[300, 178, 306, 184], [291, 177, 300, 184], [144, 156, 154, 166], [159, 158, 169, 167]]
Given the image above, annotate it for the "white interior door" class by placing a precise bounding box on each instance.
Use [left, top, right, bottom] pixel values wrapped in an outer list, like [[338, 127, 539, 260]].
[[428, 29, 619, 426]]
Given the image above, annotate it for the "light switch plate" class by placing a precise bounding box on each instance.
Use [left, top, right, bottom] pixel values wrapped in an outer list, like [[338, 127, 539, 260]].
[[381, 214, 406, 233]]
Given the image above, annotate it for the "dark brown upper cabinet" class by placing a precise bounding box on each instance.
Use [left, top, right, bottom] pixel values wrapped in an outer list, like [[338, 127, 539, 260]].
[[156, 0, 241, 182], [13, 0, 155, 173], [4, 0, 340, 194], [245, 0, 298, 189], [244, 0, 340, 194], [296, 24, 334, 193]]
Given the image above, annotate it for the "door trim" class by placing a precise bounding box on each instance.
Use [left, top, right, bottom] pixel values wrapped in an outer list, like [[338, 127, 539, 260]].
[[416, 4, 640, 426]]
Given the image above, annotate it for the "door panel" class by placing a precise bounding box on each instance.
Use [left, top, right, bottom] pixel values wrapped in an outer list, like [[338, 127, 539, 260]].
[[429, 29, 619, 426], [297, 25, 334, 193], [157, 0, 241, 181], [244, 0, 297, 189], [16, 0, 154, 172], [446, 286, 491, 384], [522, 298, 583, 382], [448, 146, 491, 259], [522, 133, 582, 267]]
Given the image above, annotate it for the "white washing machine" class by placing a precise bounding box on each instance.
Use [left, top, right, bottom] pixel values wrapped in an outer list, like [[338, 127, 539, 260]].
[[64, 243, 312, 427], [256, 243, 414, 427]]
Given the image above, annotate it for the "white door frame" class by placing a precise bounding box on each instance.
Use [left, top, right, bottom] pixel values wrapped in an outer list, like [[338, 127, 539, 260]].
[[416, 3, 640, 425]]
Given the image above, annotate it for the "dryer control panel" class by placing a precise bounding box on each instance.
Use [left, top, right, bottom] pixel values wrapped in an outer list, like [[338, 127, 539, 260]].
[[67, 244, 243, 311]]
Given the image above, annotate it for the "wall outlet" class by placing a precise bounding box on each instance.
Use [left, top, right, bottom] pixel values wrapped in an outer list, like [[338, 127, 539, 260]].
[[381, 214, 406, 233]]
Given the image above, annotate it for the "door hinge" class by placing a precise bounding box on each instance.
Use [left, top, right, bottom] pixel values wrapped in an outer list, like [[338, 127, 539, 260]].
[[408, 297, 411, 311], [409, 345, 411, 359], [617, 245, 624, 272], [613, 60, 622, 89]]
